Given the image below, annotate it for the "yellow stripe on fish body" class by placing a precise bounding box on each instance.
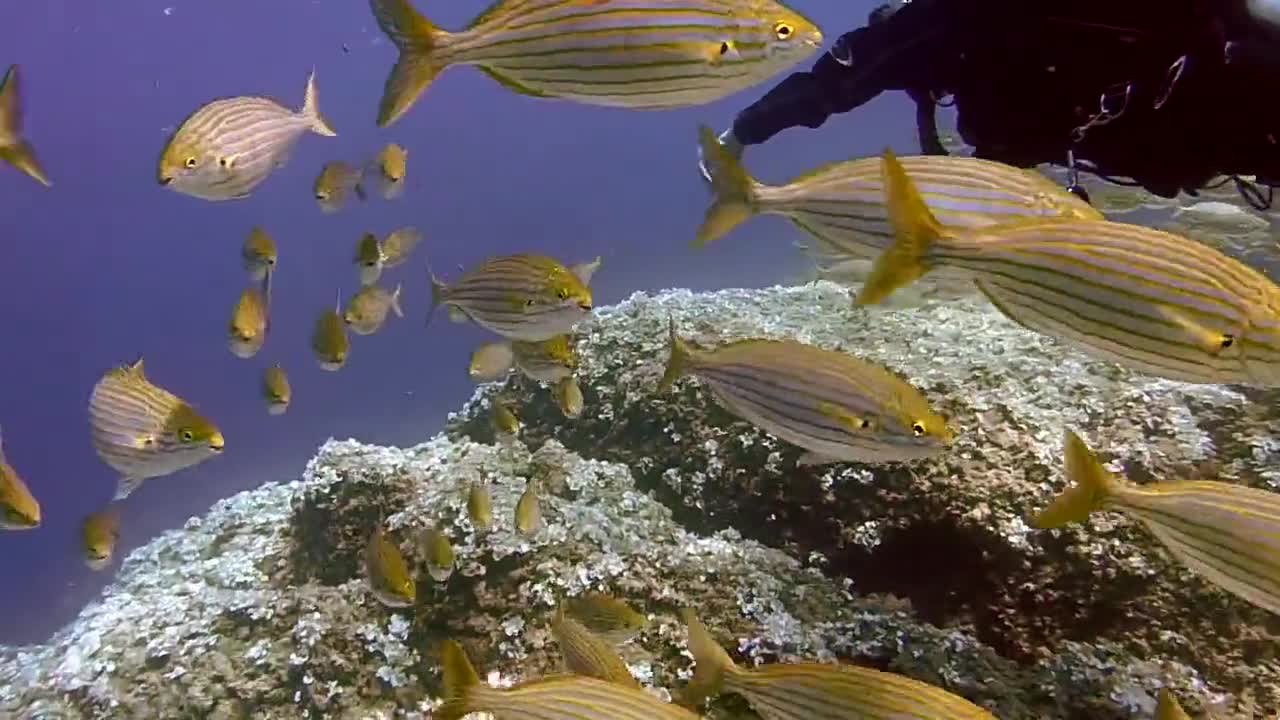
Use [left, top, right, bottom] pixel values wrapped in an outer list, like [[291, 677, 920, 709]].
[[370, 0, 823, 127], [857, 149, 1280, 386], [682, 611, 994, 719], [1033, 430, 1280, 616], [435, 640, 699, 720], [430, 254, 593, 341], [659, 320, 950, 465], [551, 608, 640, 687], [158, 70, 336, 201]]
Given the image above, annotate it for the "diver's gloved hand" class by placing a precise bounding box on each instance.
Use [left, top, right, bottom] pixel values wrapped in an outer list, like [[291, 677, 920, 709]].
[[698, 127, 744, 185]]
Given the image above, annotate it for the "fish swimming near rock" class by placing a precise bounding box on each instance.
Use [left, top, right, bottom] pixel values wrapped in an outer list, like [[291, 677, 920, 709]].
[[467, 482, 493, 531], [82, 505, 121, 570], [368, 0, 823, 128], [553, 376, 583, 418], [659, 320, 951, 465], [468, 341, 516, 382], [241, 226, 278, 283], [365, 527, 416, 608], [563, 593, 649, 645], [157, 70, 336, 201], [0, 65, 51, 187], [550, 607, 640, 688], [694, 125, 1099, 289], [420, 525, 455, 582], [313, 160, 366, 212], [681, 610, 996, 719], [1031, 430, 1280, 617], [261, 364, 291, 415], [89, 359, 224, 500], [228, 286, 269, 359], [343, 283, 403, 335], [515, 481, 541, 535], [364, 143, 407, 199], [857, 148, 1280, 386], [434, 640, 700, 720], [0, 427, 40, 530], [429, 254, 592, 341], [312, 292, 350, 371]]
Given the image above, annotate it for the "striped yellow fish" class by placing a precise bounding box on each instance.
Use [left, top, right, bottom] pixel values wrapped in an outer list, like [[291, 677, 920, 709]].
[[364, 143, 408, 199], [88, 359, 224, 500], [365, 527, 416, 608], [420, 525, 456, 582], [261, 364, 291, 415], [551, 607, 640, 688], [1032, 430, 1280, 617], [430, 254, 592, 341], [0, 427, 40, 530], [370, 0, 822, 127], [82, 505, 121, 571], [694, 125, 1099, 289], [228, 285, 269, 359], [343, 283, 403, 335], [158, 70, 336, 201], [241, 226, 277, 283], [313, 160, 366, 212], [435, 639, 700, 720], [467, 482, 493, 531], [563, 593, 648, 645], [682, 610, 995, 719], [1156, 689, 1191, 720], [312, 292, 350, 371], [0, 65, 51, 187], [554, 376, 584, 418], [857, 149, 1280, 386], [659, 320, 951, 465]]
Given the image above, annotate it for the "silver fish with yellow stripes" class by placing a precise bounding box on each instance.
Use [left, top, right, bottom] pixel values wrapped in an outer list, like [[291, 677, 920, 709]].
[[563, 593, 649, 645], [1032, 430, 1280, 617], [682, 610, 995, 719], [313, 160, 366, 212], [659, 320, 951, 465], [857, 149, 1280, 386], [158, 70, 336, 201], [89, 359, 224, 500], [694, 125, 1099, 289], [550, 607, 640, 688], [435, 639, 700, 720], [369, 0, 822, 128], [429, 254, 592, 341], [0, 65, 51, 187]]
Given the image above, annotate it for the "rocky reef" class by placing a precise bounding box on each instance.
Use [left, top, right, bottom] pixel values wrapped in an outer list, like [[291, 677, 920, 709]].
[[2, 281, 1277, 719]]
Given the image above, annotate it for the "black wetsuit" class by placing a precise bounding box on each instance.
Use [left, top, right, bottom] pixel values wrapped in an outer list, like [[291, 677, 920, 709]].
[[731, 0, 1280, 203]]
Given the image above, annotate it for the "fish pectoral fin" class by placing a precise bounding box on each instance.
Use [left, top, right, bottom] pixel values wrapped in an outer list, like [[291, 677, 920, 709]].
[[1153, 304, 1237, 355], [815, 401, 878, 434], [113, 476, 144, 501]]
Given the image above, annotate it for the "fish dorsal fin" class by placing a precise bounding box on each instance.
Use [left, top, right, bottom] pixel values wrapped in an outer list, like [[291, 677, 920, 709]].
[[129, 357, 146, 379], [0, 65, 20, 140]]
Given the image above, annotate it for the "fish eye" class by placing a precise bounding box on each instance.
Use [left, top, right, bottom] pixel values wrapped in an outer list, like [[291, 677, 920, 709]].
[[181, 430, 195, 442], [556, 288, 570, 300], [184, 157, 197, 169], [525, 298, 537, 308], [774, 22, 793, 39], [1221, 334, 1235, 349], [912, 422, 926, 436], [719, 41, 731, 55]]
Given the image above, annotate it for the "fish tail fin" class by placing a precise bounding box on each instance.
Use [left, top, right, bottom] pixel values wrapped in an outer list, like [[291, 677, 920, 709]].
[[370, 0, 449, 128], [301, 69, 337, 137], [0, 140, 50, 187], [390, 283, 404, 318], [658, 316, 694, 394], [680, 609, 738, 707], [426, 261, 446, 328], [113, 476, 143, 501], [0, 65, 46, 187], [436, 640, 480, 720], [855, 148, 947, 305], [693, 124, 755, 248], [1030, 430, 1116, 529]]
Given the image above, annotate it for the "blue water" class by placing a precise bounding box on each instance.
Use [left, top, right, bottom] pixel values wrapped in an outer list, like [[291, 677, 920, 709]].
[[0, 0, 914, 643]]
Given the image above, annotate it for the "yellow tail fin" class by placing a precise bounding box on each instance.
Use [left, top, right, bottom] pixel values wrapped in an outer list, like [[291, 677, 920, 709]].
[[693, 125, 756, 248], [658, 317, 693, 394], [435, 640, 481, 720], [1030, 430, 1115, 529], [680, 609, 738, 707], [1155, 688, 1191, 720], [0, 65, 51, 187], [855, 148, 946, 305], [371, 0, 448, 128]]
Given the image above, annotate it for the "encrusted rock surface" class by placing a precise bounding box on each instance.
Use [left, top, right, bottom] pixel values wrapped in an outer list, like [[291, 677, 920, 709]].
[[449, 281, 1280, 718]]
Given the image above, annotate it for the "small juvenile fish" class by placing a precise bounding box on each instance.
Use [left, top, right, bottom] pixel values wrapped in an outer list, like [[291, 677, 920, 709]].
[[563, 593, 649, 646], [468, 342, 515, 382], [492, 402, 520, 436], [261, 364, 291, 415], [354, 232, 383, 286], [157, 70, 336, 201], [467, 482, 493, 531], [82, 505, 121, 570], [550, 608, 640, 688], [858, 149, 1280, 386], [0, 65, 51, 187], [0, 427, 40, 530], [553, 376, 583, 419], [311, 292, 350, 371], [354, 227, 422, 286], [343, 283, 403, 335], [368, 0, 822, 128], [1156, 689, 1191, 720], [88, 359, 224, 500], [660, 320, 951, 465], [515, 482, 541, 535], [1032, 430, 1280, 616], [365, 143, 407, 199], [365, 527, 416, 608], [420, 525, 455, 582], [435, 640, 699, 720], [511, 335, 577, 383], [313, 160, 365, 212], [429, 254, 592, 341], [379, 226, 422, 268], [228, 286, 269, 359], [682, 610, 995, 719], [241, 226, 277, 282]]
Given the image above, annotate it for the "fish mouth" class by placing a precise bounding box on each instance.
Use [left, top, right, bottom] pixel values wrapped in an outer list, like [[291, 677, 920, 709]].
[[577, 300, 593, 311], [158, 176, 173, 186], [209, 433, 226, 452]]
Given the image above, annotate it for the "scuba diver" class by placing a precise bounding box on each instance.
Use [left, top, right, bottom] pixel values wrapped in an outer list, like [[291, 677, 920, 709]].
[[700, 0, 1280, 208]]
